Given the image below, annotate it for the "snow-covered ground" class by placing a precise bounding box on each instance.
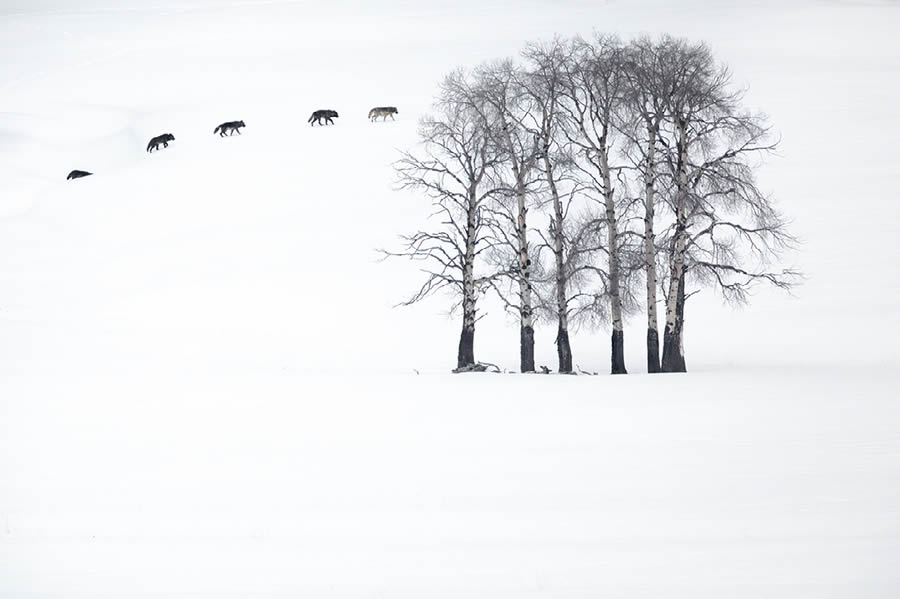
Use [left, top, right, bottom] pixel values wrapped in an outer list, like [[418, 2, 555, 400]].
[[2, 0, 899, 596], [3, 369, 900, 597]]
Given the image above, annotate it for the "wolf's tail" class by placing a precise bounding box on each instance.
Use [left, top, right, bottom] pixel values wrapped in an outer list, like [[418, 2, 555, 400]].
[[368, 108, 376, 118], [214, 125, 221, 134], [307, 114, 315, 123]]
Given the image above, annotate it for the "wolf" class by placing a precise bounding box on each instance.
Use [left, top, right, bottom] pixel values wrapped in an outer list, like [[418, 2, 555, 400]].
[[147, 133, 175, 153], [368, 106, 398, 121], [308, 109, 338, 126], [67, 169, 92, 180], [214, 120, 246, 136]]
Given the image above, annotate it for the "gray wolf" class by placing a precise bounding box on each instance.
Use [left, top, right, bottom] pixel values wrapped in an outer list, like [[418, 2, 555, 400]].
[[67, 170, 92, 180], [147, 133, 175, 152], [308, 109, 338, 126], [368, 106, 398, 121], [214, 120, 246, 136]]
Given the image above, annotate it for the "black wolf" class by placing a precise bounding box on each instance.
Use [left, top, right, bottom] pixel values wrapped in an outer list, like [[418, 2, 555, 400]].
[[67, 169, 92, 180], [147, 133, 175, 153], [308, 109, 338, 126], [214, 120, 246, 136], [368, 106, 398, 121]]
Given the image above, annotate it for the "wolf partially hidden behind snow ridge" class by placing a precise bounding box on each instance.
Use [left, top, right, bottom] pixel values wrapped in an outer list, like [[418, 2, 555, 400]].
[[146, 133, 175, 153], [66, 169, 92, 180], [308, 109, 338, 126], [214, 120, 245, 136], [368, 106, 398, 121]]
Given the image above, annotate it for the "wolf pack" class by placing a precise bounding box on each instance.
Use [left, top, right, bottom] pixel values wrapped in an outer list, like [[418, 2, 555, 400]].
[[66, 106, 398, 181]]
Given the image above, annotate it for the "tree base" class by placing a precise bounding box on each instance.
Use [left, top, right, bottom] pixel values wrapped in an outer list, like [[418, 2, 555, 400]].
[[647, 327, 661, 373], [457, 325, 475, 369], [520, 325, 535, 373], [556, 325, 573, 374], [661, 331, 687, 373], [611, 329, 627, 374]]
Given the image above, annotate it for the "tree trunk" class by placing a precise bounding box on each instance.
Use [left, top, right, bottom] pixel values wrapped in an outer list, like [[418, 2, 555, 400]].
[[545, 148, 572, 374], [661, 118, 688, 373], [457, 320, 475, 369], [518, 253, 535, 372], [661, 274, 686, 372], [599, 130, 627, 375], [520, 324, 535, 373], [643, 122, 661, 373], [611, 329, 626, 375], [647, 328, 660, 372], [675, 271, 687, 371], [515, 163, 535, 373], [556, 324, 572, 374], [457, 185, 479, 370], [661, 330, 685, 372]]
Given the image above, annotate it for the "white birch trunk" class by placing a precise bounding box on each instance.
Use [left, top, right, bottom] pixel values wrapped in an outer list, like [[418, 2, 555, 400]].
[[643, 122, 661, 372], [515, 167, 535, 373], [457, 184, 479, 368], [661, 117, 689, 372], [598, 129, 627, 374], [500, 118, 535, 373]]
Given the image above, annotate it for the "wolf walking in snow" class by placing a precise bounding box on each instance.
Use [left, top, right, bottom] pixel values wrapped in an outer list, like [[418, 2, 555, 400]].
[[214, 120, 246, 136], [308, 109, 338, 126], [66, 169, 92, 180], [368, 106, 398, 121], [146, 133, 175, 153]]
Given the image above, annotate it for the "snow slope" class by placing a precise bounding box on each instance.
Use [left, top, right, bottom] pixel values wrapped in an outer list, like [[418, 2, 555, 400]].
[[2, 0, 899, 596]]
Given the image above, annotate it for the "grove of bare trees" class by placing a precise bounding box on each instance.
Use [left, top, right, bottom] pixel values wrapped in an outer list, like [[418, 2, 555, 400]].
[[387, 34, 799, 374]]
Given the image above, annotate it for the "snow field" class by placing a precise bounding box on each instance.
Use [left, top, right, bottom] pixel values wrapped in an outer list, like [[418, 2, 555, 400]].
[[2, 0, 900, 596]]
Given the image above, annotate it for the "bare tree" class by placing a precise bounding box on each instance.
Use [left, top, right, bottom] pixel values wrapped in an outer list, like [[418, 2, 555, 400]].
[[519, 38, 580, 374], [559, 34, 631, 374], [387, 34, 799, 374], [471, 59, 543, 373], [656, 40, 799, 372], [385, 70, 503, 369], [619, 36, 682, 373]]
